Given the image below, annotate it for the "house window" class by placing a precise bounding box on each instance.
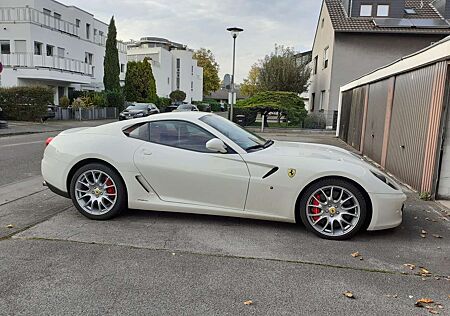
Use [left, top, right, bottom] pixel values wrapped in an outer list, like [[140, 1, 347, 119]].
[[85, 52, 93, 65], [321, 18, 325, 29], [53, 12, 61, 19], [191, 81, 193, 92], [94, 28, 98, 36], [43, 8, 51, 15], [191, 65, 194, 75], [75, 19, 80, 27], [86, 23, 91, 39], [404, 8, 416, 15], [323, 47, 329, 69], [46, 45, 54, 56], [311, 93, 316, 112], [57, 47, 65, 58], [319, 90, 326, 110], [176, 58, 181, 90], [34, 42, 43, 55], [120, 64, 125, 73], [377, 5, 390, 17], [360, 4, 373, 17], [99, 31, 104, 37], [0, 40, 10, 54], [167, 77, 170, 85], [313, 55, 318, 75]]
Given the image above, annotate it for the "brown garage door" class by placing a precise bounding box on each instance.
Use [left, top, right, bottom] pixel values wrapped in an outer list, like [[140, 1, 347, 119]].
[[363, 79, 389, 164], [347, 86, 367, 151], [385, 64, 437, 191], [339, 90, 353, 143]]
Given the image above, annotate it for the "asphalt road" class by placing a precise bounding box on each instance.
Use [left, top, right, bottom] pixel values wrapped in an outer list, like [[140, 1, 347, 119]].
[[0, 124, 449, 315]]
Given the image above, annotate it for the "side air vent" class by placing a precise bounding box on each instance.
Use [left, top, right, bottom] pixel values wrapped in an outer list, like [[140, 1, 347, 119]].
[[262, 167, 279, 179]]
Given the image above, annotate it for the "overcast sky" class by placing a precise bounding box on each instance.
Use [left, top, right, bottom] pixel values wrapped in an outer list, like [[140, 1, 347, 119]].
[[65, 0, 321, 83]]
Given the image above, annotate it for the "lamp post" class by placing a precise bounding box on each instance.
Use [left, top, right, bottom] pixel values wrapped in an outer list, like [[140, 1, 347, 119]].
[[227, 27, 243, 121]]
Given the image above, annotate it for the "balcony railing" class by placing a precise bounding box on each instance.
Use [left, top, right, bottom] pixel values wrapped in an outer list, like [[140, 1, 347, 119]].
[[0, 7, 79, 37], [0, 53, 94, 77], [0, 7, 127, 52]]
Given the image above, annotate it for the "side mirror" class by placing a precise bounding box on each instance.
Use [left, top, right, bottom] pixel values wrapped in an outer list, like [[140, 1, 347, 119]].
[[206, 138, 227, 153]]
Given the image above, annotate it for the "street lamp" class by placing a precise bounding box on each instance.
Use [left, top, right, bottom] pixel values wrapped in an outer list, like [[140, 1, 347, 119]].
[[227, 27, 243, 121]]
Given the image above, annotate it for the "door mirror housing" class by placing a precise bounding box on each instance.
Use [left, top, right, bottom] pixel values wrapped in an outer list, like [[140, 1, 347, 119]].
[[206, 138, 227, 153]]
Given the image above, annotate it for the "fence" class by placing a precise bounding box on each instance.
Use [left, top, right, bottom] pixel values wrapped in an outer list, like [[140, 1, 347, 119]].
[[54, 107, 117, 120]]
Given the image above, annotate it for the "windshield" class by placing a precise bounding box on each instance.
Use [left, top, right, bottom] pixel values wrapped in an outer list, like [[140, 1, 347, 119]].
[[126, 104, 148, 110], [200, 115, 267, 151], [178, 104, 191, 110]]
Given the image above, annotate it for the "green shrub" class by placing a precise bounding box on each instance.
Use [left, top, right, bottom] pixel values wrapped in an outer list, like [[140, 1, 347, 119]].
[[156, 97, 171, 112], [104, 90, 125, 110], [236, 91, 307, 127], [169, 90, 186, 102], [59, 96, 70, 108], [90, 92, 107, 107], [233, 107, 258, 126], [71, 97, 86, 109], [303, 112, 326, 129], [0, 86, 53, 121]]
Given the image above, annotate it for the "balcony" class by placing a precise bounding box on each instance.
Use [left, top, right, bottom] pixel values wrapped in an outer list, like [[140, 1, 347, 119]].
[[0, 53, 94, 77], [0, 7, 79, 37]]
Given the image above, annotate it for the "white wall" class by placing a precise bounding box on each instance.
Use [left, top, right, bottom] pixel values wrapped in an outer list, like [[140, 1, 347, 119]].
[[127, 44, 203, 102]]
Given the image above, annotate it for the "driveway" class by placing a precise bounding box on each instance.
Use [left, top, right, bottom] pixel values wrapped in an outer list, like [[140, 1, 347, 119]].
[[0, 129, 449, 315]]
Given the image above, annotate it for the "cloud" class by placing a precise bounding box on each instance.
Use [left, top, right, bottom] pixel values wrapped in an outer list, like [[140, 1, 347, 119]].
[[65, 0, 321, 82]]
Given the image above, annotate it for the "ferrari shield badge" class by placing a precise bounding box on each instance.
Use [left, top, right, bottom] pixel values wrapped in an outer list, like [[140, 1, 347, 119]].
[[288, 168, 296, 178]]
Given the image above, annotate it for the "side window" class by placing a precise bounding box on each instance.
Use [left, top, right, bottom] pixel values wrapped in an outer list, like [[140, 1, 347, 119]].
[[149, 120, 215, 153], [125, 123, 149, 141]]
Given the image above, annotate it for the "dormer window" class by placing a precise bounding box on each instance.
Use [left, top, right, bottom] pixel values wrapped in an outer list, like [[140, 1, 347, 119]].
[[377, 5, 390, 17], [360, 5, 373, 17], [404, 8, 416, 15]]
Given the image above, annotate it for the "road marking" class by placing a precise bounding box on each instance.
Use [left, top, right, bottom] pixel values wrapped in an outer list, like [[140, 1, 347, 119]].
[[0, 140, 43, 148]]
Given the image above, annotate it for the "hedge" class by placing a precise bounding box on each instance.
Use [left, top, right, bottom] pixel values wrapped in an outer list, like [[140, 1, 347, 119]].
[[0, 86, 53, 121]]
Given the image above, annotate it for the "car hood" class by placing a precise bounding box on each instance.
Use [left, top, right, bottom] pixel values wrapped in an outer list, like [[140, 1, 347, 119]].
[[266, 141, 363, 163]]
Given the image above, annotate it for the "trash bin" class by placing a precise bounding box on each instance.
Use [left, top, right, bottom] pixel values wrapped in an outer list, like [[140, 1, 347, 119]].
[[236, 114, 245, 126]]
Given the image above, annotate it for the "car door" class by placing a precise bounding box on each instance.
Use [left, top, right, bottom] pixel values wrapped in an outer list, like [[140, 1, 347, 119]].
[[133, 120, 250, 211]]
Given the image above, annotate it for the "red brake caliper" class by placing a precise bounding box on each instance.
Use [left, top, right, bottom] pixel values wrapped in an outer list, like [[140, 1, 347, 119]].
[[105, 179, 115, 196], [311, 194, 321, 221]]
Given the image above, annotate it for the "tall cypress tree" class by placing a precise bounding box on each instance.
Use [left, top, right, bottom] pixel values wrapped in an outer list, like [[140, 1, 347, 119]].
[[103, 16, 120, 92]]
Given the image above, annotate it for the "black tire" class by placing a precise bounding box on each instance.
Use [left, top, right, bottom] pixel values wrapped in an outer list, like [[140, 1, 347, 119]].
[[299, 178, 367, 240], [69, 163, 127, 220]]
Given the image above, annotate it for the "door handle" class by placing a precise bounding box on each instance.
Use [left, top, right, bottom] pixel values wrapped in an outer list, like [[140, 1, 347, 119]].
[[142, 149, 152, 156]]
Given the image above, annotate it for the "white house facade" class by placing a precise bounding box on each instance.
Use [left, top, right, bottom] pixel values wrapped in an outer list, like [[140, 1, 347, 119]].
[[127, 37, 203, 102], [0, 0, 127, 104]]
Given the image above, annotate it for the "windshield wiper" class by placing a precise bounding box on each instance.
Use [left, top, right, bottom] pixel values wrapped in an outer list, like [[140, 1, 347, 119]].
[[246, 139, 273, 151]]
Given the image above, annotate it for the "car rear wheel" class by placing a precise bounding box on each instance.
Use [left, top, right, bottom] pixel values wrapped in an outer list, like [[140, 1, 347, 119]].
[[70, 163, 126, 220], [299, 178, 367, 240]]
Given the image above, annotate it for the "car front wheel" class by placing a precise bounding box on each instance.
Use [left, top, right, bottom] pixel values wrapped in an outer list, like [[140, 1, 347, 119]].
[[299, 178, 367, 240], [70, 163, 127, 220]]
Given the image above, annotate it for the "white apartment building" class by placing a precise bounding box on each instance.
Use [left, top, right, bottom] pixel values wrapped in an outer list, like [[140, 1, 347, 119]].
[[0, 0, 128, 104], [127, 37, 203, 102]]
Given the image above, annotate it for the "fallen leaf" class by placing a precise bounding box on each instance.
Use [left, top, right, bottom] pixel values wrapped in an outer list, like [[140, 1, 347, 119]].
[[404, 263, 416, 270], [243, 300, 253, 305], [409, 295, 414, 299], [343, 291, 355, 299], [415, 302, 425, 308], [420, 234, 427, 238], [436, 304, 443, 309], [432, 234, 443, 239], [429, 310, 439, 315], [351, 252, 361, 258], [420, 268, 431, 275], [414, 216, 418, 220], [417, 298, 434, 304], [6, 224, 14, 229], [421, 230, 428, 234]]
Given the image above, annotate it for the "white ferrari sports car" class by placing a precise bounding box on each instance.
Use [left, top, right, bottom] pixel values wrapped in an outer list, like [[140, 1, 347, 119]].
[[42, 112, 406, 240]]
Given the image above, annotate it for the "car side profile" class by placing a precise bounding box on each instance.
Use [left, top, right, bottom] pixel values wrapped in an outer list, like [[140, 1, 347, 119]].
[[42, 112, 406, 240], [119, 102, 159, 120]]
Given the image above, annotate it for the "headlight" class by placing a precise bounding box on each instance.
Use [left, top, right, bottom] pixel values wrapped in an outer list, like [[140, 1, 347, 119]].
[[370, 170, 399, 190]]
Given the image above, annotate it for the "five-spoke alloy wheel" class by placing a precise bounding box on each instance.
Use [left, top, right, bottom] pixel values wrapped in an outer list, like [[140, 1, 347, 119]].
[[70, 163, 126, 220], [299, 178, 367, 240]]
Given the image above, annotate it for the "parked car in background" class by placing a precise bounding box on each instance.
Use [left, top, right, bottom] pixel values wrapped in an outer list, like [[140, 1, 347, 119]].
[[119, 103, 159, 121], [42, 105, 57, 122], [173, 104, 199, 112], [165, 105, 179, 113]]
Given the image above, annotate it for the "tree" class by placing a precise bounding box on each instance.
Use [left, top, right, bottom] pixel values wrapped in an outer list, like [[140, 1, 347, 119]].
[[240, 64, 261, 97], [124, 58, 157, 103], [235, 91, 307, 127], [169, 90, 187, 103], [103, 16, 120, 92], [193, 48, 220, 95], [258, 45, 310, 94]]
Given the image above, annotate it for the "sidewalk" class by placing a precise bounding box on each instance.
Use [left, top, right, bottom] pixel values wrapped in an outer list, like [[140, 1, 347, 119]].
[[0, 119, 116, 137]]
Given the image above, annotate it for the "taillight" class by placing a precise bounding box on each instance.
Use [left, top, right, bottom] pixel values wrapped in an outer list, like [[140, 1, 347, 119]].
[[45, 137, 54, 147]]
